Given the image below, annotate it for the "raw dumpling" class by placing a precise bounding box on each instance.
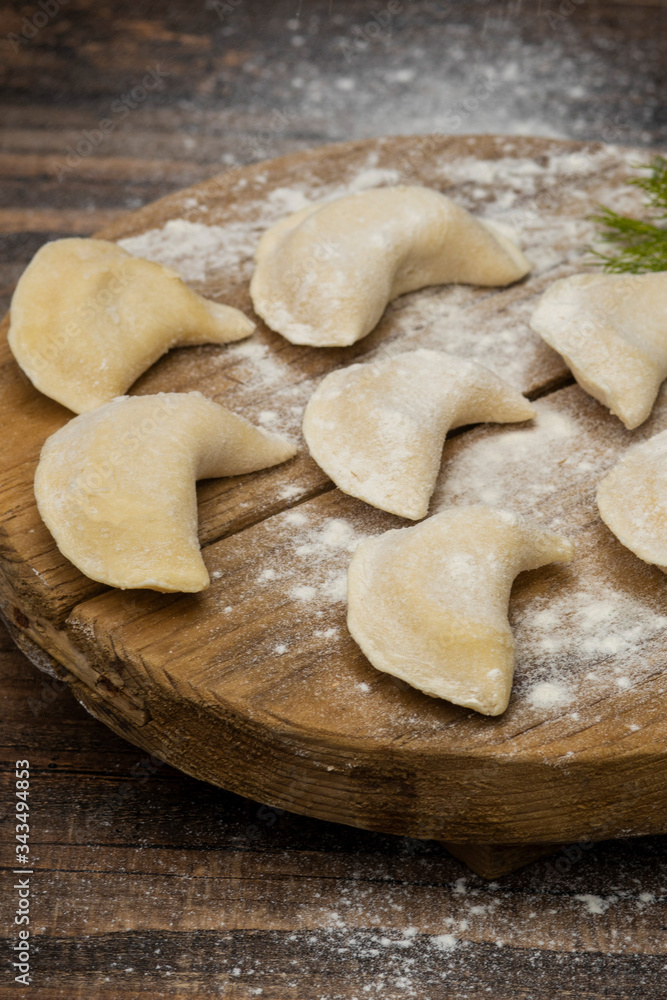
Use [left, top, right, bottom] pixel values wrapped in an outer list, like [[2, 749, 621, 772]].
[[303, 349, 535, 519], [597, 429, 667, 571], [9, 238, 255, 414], [250, 185, 531, 347], [35, 391, 297, 592], [530, 271, 667, 429], [347, 505, 574, 715]]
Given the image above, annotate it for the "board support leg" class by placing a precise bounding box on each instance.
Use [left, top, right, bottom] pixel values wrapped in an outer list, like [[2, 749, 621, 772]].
[[440, 841, 563, 878]]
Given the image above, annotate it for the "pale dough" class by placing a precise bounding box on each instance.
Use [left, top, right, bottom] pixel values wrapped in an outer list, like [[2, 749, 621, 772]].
[[347, 505, 574, 715], [34, 391, 297, 592], [530, 271, 667, 430], [303, 349, 535, 519], [9, 238, 255, 414], [597, 429, 667, 572], [250, 186, 531, 347]]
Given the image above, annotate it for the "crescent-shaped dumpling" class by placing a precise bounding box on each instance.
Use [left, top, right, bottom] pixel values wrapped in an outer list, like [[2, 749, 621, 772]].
[[597, 429, 667, 572], [303, 349, 536, 519], [347, 505, 574, 715], [9, 238, 255, 414], [530, 271, 667, 429], [34, 392, 297, 592], [250, 186, 531, 347]]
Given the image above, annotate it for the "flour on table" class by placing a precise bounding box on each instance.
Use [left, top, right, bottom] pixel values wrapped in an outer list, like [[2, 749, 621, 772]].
[[431, 933, 459, 952], [575, 894, 614, 915]]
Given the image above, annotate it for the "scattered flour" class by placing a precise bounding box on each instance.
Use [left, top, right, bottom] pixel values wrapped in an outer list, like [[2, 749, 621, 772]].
[[314, 627, 338, 640], [526, 681, 573, 710], [284, 510, 308, 527], [511, 568, 667, 711], [290, 584, 317, 602], [345, 167, 401, 191], [575, 894, 614, 915], [255, 510, 368, 612], [278, 484, 302, 501], [436, 407, 580, 509], [223, 338, 287, 387], [266, 186, 312, 213], [119, 218, 259, 284], [431, 933, 458, 952]]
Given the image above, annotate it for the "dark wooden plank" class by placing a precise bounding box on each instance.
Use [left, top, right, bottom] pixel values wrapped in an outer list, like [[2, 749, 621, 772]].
[[2, 638, 667, 999]]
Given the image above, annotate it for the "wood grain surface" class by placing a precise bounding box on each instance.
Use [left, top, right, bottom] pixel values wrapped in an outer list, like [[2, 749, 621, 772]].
[[5, 131, 667, 852], [1, 2, 666, 997]]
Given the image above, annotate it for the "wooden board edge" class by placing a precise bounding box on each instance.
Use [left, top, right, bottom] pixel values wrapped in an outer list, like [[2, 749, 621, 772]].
[[92, 133, 606, 243]]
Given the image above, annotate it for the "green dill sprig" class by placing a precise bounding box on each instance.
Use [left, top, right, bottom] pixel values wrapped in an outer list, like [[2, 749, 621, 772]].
[[588, 155, 667, 273]]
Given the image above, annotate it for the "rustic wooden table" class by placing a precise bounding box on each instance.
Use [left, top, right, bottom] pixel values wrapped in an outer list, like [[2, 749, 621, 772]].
[[1, 2, 666, 997]]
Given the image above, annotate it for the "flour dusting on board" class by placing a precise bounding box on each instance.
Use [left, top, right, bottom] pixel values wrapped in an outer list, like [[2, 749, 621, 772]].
[[119, 218, 259, 284], [119, 145, 645, 391], [257, 509, 368, 615], [118, 164, 400, 287], [114, 143, 664, 727]]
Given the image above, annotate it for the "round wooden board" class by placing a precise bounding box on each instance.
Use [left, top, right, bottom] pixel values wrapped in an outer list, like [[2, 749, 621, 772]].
[[2, 134, 667, 850]]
